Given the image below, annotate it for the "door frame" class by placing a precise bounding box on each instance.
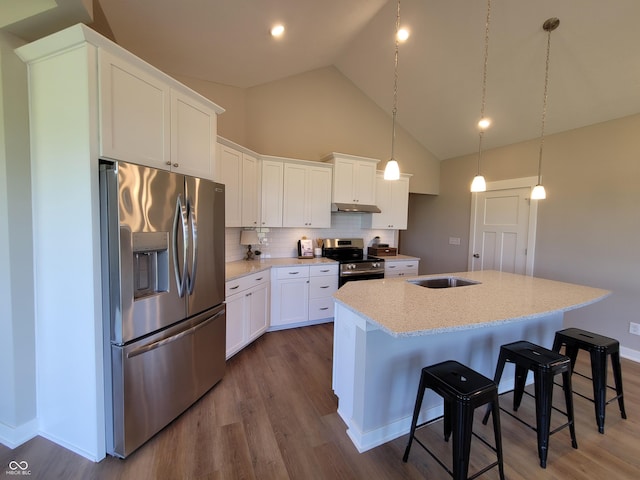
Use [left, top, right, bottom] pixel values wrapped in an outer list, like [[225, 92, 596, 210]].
[[468, 176, 539, 276]]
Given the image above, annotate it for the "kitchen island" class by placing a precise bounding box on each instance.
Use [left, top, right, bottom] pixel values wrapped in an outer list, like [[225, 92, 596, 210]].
[[331, 270, 610, 453]]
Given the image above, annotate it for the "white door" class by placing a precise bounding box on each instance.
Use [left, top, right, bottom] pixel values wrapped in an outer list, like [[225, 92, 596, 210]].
[[469, 179, 538, 275]]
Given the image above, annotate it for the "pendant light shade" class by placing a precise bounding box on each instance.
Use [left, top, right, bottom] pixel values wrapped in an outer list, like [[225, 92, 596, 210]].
[[533, 17, 560, 200], [471, 174, 487, 192], [470, 0, 493, 193], [384, 0, 403, 181], [384, 159, 400, 180], [531, 184, 546, 200]]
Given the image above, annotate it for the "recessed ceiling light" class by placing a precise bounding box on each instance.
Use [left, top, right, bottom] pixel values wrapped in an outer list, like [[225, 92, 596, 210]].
[[397, 28, 409, 42], [270, 24, 285, 37]]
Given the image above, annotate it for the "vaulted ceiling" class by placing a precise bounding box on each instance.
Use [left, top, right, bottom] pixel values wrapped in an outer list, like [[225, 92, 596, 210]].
[[5, 0, 640, 160]]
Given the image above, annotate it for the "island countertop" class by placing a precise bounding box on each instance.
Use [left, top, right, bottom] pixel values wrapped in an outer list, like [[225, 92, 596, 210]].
[[333, 270, 610, 337]]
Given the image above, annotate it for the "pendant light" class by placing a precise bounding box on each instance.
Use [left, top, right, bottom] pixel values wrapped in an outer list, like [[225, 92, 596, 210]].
[[531, 18, 560, 200], [384, 0, 403, 181], [470, 0, 493, 193]]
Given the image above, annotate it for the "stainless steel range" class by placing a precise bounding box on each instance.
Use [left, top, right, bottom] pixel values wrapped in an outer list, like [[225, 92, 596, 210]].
[[323, 238, 385, 287]]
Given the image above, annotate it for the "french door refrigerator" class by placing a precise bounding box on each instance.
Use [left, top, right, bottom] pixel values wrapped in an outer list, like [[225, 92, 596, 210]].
[[99, 160, 226, 458]]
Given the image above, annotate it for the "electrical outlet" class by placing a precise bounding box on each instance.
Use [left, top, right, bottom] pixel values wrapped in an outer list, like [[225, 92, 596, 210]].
[[630, 322, 640, 335], [449, 237, 461, 246]]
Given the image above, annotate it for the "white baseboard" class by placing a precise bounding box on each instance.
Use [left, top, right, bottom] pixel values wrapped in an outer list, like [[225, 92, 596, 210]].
[[620, 346, 640, 363], [38, 430, 104, 462], [0, 418, 38, 450]]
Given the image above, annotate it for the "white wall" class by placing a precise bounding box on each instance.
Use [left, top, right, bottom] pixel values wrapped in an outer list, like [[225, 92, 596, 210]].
[[0, 31, 37, 447]]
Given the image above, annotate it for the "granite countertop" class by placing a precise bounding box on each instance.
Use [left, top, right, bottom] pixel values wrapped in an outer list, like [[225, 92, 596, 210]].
[[378, 254, 420, 261], [226, 257, 338, 281], [333, 270, 610, 337]]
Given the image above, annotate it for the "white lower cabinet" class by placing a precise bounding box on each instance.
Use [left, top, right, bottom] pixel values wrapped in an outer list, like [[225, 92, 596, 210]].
[[309, 265, 339, 321], [225, 271, 269, 359], [384, 259, 420, 278], [270, 264, 338, 330]]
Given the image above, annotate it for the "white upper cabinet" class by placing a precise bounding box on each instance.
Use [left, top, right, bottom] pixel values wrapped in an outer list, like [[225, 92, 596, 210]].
[[170, 89, 217, 179], [260, 159, 284, 227], [215, 140, 260, 227], [241, 152, 259, 227], [323, 153, 378, 205], [282, 161, 332, 228], [99, 47, 222, 179], [365, 172, 412, 230], [99, 49, 170, 169]]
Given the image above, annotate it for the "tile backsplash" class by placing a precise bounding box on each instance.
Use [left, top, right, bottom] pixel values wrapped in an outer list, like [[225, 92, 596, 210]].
[[226, 213, 398, 262]]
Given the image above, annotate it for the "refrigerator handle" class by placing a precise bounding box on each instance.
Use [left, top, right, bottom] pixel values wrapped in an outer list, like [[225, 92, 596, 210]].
[[172, 194, 188, 297], [126, 308, 225, 358], [186, 195, 198, 295]]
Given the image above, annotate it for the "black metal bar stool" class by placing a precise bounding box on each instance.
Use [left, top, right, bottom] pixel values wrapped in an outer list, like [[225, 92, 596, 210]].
[[552, 328, 627, 433], [403, 360, 505, 480], [481, 341, 577, 468]]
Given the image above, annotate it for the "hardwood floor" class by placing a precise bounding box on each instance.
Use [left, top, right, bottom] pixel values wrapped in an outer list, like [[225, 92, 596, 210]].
[[2, 323, 639, 479]]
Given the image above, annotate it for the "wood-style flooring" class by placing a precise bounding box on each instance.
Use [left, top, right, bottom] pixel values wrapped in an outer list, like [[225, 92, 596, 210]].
[[2, 323, 639, 479]]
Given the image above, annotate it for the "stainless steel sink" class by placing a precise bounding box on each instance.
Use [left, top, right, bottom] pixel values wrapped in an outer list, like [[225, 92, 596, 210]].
[[408, 276, 481, 289]]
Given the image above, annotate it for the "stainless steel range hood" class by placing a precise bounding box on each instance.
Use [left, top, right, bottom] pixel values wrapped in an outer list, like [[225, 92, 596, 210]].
[[331, 202, 381, 214]]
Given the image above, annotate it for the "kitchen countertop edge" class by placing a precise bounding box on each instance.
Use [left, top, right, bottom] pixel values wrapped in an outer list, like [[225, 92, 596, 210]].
[[333, 270, 611, 337], [226, 257, 338, 281]]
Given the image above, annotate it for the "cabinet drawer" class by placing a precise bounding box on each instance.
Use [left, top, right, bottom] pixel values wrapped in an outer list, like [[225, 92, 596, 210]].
[[225, 271, 268, 297], [274, 266, 310, 280], [310, 264, 339, 277], [309, 276, 339, 298], [309, 297, 335, 321]]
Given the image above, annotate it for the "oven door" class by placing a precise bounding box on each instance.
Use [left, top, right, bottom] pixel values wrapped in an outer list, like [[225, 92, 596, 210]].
[[339, 271, 384, 287]]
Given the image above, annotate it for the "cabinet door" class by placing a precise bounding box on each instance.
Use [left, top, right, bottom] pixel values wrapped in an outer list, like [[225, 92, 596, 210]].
[[225, 291, 245, 359], [271, 277, 309, 327], [170, 89, 216, 180], [261, 160, 283, 227], [354, 161, 377, 205], [99, 49, 170, 168], [241, 152, 259, 227], [307, 166, 332, 228], [217, 144, 242, 227], [282, 163, 308, 227], [370, 174, 410, 230], [271, 279, 309, 325], [332, 158, 356, 203], [247, 283, 269, 341]]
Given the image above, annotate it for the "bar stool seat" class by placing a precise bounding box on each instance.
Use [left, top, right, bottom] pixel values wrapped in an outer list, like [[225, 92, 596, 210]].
[[403, 360, 505, 480], [482, 341, 577, 468], [552, 328, 627, 433]]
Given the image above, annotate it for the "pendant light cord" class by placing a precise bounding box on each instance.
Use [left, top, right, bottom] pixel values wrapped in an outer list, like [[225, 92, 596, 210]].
[[390, 0, 400, 160], [476, 0, 491, 175], [537, 24, 554, 184]]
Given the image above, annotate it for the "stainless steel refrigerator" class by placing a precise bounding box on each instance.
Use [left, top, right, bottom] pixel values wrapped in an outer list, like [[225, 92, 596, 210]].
[[99, 160, 226, 458]]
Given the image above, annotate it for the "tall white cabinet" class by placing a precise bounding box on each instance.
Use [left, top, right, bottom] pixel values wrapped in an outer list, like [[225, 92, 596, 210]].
[[15, 24, 223, 461]]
